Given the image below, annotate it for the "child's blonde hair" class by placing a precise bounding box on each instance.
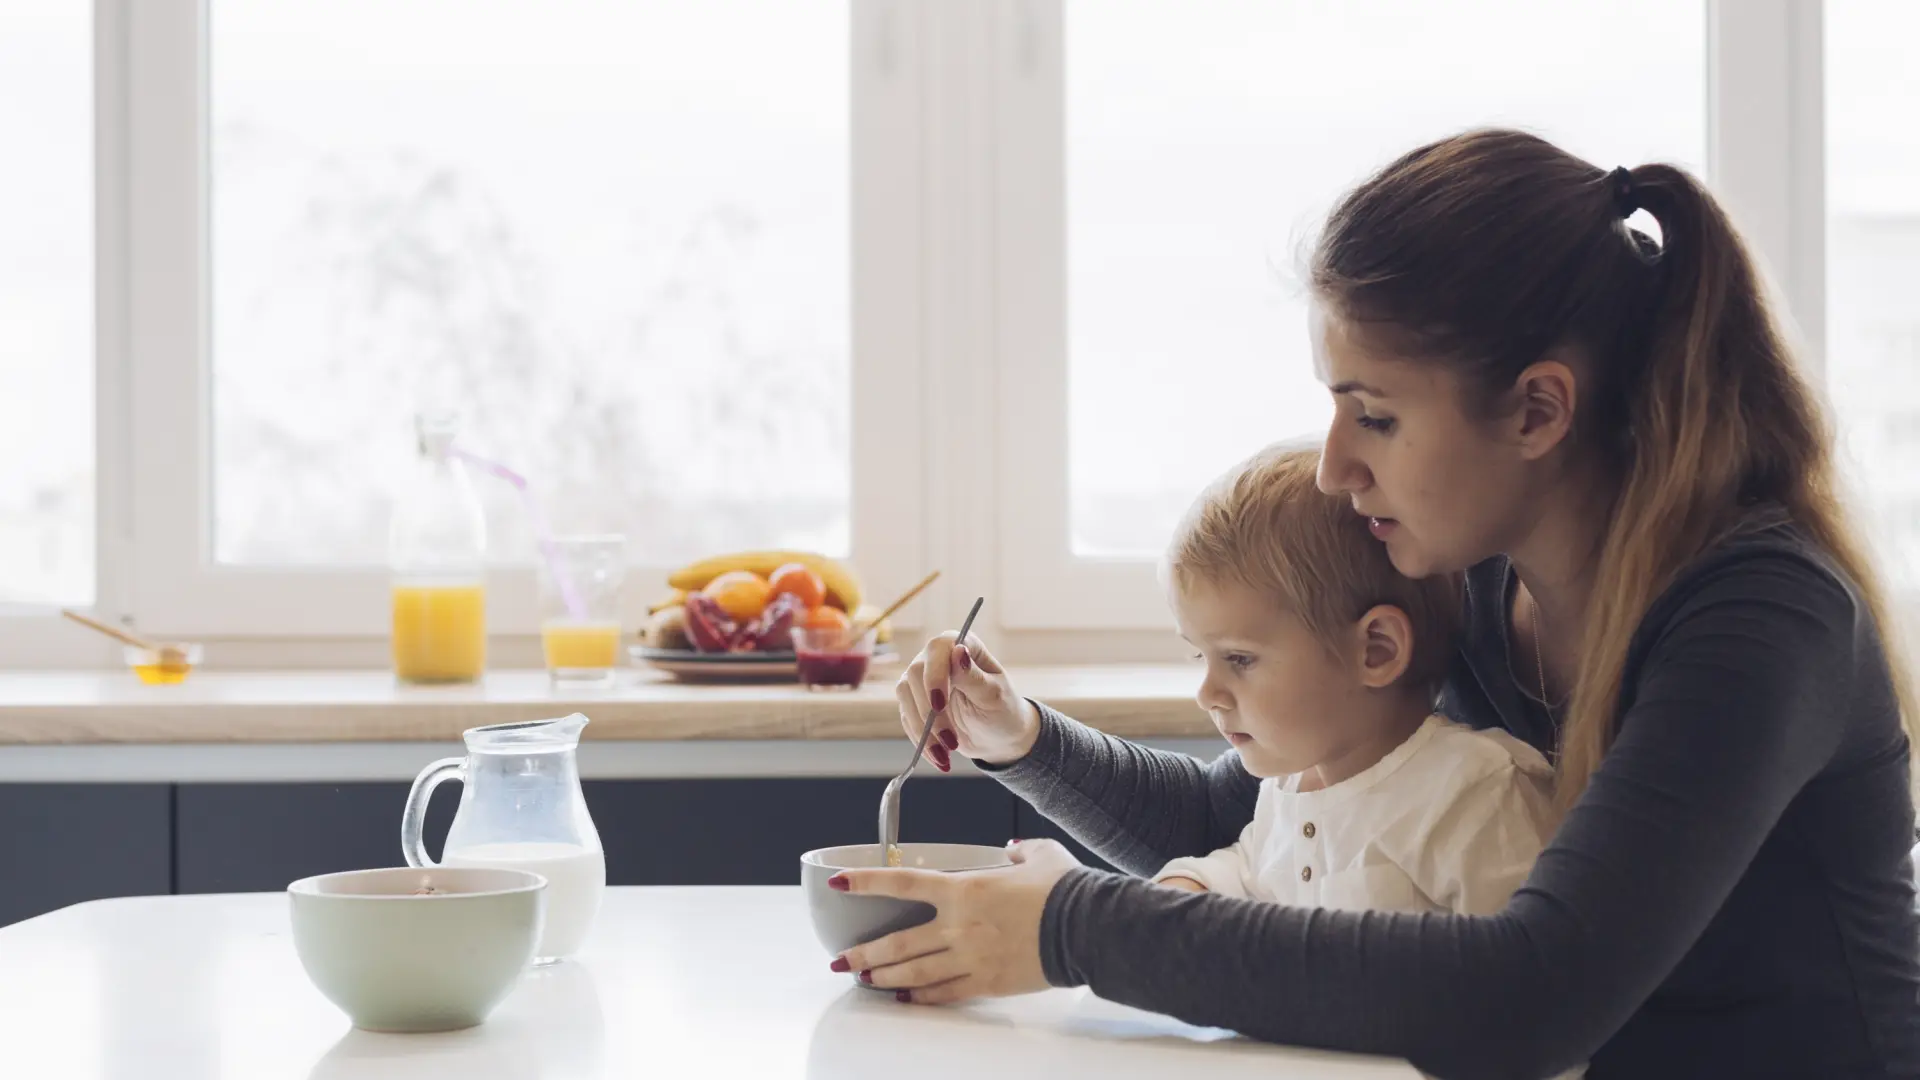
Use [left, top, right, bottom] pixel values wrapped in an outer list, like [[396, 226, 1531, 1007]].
[[1166, 445, 1461, 694]]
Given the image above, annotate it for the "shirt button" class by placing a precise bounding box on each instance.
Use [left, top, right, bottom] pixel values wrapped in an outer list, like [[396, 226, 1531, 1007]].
[[1302, 822, 1316, 839], [1300, 866, 1312, 882]]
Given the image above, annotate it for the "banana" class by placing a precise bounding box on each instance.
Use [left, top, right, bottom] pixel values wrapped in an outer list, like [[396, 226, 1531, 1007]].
[[640, 605, 692, 650], [668, 551, 863, 611], [648, 588, 687, 615]]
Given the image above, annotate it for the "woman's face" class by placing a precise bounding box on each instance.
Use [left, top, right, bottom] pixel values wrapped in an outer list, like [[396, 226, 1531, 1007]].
[[1311, 303, 1536, 579]]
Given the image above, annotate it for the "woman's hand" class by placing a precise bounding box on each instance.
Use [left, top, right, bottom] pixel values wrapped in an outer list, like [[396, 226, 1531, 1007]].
[[830, 839, 1083, 1004], [896, 633, 1041, 770]]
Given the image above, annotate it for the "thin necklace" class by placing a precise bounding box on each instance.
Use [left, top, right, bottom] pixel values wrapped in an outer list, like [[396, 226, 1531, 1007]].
[[1526, 593, 1568, 713]]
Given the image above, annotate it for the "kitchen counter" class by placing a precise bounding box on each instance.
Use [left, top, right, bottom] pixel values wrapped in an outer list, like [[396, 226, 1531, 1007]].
[[0, 666, 1210, 744], [0, 666, 1223, 782]]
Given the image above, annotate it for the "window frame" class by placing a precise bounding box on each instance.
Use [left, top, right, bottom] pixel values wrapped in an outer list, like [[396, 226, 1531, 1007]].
[[0, 0, 1866, 666]]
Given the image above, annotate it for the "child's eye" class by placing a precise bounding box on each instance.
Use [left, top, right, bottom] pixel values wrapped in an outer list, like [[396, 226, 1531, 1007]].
[[1357, 414, 1396, 434], [1189, 652, 1205, 663], [1225, 653, 1256, 671]]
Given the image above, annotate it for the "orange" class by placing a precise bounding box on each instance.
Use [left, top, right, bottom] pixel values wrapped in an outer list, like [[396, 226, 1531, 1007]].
[[802, 605, 851, 631], [703, 571, 772, 622], [768, 563, 827, 609]]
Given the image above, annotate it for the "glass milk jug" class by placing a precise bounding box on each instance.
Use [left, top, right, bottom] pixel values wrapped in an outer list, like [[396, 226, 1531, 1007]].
[[390, 410, 488, 683], [403, 715, 606, 964]]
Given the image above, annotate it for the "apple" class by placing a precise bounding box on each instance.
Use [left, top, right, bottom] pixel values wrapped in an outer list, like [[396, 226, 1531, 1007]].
[[683, 594, 738, 653]]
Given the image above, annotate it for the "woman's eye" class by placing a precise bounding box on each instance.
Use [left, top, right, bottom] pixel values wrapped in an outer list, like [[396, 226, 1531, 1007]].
[[1357, 414, 1396, 434]]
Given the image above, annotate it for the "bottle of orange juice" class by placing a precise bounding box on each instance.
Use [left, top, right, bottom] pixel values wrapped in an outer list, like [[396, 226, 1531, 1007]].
[[390, 411, 488, 683]]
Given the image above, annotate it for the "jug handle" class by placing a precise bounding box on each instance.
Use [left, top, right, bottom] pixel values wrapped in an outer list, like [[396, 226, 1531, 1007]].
[[401, 756, 466, 868]]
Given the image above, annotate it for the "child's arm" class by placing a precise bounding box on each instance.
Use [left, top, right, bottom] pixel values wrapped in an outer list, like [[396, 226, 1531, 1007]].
[[1151, 847, 1251, 898], [1148, 780, 1275, 899]]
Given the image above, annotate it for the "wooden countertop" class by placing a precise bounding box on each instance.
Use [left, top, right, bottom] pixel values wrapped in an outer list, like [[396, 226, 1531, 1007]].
[[0, 666, 1212, 745]]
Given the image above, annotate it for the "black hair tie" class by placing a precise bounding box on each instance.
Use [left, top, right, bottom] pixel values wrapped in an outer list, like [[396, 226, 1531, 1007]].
[[1608, 166, 1639, 219]]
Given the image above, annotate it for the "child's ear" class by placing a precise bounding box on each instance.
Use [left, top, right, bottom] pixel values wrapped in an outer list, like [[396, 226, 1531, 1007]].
[[1352, 604, 1414, 689]]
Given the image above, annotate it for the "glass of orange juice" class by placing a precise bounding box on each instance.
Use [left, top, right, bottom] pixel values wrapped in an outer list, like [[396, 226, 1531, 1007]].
[[540, 535, 627, 686]]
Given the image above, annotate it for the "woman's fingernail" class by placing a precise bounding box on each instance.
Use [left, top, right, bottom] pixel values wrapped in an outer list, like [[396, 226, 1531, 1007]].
[[896, 990, 913, 1004], [930, 688, 947, 712], [827, 875, 850, 892], [931, 746, 951, 772], [956, 647, 972, 672], [829, 957, 851, 973], [1009, 838, 1023, 845], [859, 969, 874, 985], [940, 728, 960, 751]]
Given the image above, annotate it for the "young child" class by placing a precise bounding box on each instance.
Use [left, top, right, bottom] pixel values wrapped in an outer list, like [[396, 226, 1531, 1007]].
[[1153, 445, 1560, 918]]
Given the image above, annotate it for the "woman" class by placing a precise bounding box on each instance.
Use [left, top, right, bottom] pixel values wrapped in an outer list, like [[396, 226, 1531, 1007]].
[[830, 130, 1920, 1079]]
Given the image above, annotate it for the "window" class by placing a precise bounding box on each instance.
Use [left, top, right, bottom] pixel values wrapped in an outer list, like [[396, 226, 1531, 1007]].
[[13, 2, 1909, 664], [0, 3, 92, 606], [209, 1, 850, 569], [1827, 0, 1920, 588], [998, 0, 1709, 628], [1065, 0, 1708, 558]]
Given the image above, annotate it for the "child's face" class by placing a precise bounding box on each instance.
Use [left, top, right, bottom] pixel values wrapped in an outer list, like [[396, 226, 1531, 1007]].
[[1172, 577, 1379, 779]]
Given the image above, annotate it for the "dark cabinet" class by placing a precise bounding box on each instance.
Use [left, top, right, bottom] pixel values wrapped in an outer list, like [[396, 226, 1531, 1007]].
[[173, 777, 1018, 894], [2, 776, 1028, 926], [0, 784, 172, 926], [175, 782, 455, 894], [592, 777, 1016, 885]]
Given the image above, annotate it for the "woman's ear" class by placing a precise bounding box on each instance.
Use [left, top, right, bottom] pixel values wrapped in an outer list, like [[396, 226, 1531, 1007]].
[[1511, 352, 1579, 460], [1352, 604, 1414, 689]]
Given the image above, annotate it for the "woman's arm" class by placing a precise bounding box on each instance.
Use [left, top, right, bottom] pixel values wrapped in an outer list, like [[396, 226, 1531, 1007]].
[[1038, 553, 1876, 1079], [984, 701, 1261, 877]]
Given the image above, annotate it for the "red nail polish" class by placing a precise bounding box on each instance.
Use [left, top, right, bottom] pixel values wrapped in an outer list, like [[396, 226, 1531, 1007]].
[[1010, 838, 1023, 845], [827, 875, 850, 892], [896, 990, 913, 1004], [940, 728, 960, 751], [859, 970, 874, 985], [931, 746, 950, 772], [830, 957, 851, 973], [956, 647, 972, 672], [930, 688, 947, 712]]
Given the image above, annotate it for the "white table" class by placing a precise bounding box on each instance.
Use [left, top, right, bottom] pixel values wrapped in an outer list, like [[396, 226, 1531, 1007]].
[[0, 888, 1417, 1078]]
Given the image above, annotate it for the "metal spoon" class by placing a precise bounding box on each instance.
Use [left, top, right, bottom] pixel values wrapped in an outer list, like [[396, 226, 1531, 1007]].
[[878, 596, 984, 867]]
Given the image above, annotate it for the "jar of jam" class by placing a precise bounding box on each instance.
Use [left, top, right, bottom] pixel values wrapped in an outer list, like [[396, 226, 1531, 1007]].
[[791, 626, 877, 689]]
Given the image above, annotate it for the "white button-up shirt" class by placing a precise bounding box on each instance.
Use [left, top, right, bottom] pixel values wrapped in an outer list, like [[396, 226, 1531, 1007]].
[[1155, 714, 1560, 916]]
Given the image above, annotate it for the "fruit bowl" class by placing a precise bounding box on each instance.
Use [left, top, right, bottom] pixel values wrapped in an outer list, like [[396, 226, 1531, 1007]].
[[636, 551, 898, 682], [629, 644, 898, 684]]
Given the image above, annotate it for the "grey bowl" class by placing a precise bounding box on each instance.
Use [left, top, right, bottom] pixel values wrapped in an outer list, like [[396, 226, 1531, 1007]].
[[288, 866, 546, 1033], [799, 843, 1014, 957]]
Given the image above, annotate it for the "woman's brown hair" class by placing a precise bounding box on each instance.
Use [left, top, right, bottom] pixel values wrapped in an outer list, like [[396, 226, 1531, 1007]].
[[1310, 128, 1916, 808]]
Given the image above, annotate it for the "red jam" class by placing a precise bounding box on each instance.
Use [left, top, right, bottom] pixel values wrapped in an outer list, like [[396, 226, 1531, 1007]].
[[796, 649, 871, 689]]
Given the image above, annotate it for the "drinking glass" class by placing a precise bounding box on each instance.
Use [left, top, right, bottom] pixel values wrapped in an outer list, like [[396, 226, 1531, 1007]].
[[539, 535, 626, 686]]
